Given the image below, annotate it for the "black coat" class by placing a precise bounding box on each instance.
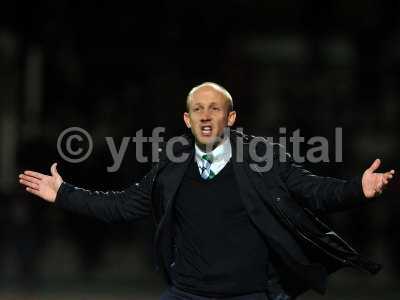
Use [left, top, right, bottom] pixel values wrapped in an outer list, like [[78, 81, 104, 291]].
[[55, 130, 381, 297]]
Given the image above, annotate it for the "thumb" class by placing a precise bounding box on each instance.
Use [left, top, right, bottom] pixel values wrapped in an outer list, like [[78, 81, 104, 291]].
[[367, 158, 381, 173], [50, 162, 59, 177]]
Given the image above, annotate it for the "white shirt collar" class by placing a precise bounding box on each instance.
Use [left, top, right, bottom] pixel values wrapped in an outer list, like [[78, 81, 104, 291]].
[[194, 137, 232, 176]]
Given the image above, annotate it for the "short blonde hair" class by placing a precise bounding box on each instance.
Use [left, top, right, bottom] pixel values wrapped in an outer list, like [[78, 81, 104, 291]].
[[186, 82, 233, 112]]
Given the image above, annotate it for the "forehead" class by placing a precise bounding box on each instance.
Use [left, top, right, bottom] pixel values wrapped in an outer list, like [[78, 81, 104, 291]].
[[189, 86, 226, 106]]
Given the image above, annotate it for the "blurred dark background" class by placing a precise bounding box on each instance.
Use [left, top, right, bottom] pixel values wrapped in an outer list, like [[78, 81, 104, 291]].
[[0, 0, 399, 299]]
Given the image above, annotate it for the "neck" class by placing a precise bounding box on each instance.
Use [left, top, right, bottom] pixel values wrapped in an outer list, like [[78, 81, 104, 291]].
[[196, 136, 228, 153]]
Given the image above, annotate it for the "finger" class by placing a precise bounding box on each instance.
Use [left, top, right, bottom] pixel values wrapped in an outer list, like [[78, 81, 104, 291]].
[[380, 179, 387, 189], [50, 162, 61, 177], [382, 173, 391, 180], [19, 174, 41, 185], [375, 183, 384, 193], [20, 179, 39, 190], [383, 173, 393, 180], [24, 170, 45, 180], [376, 177, 384, 189], [26, 187, 42, 197], [368, 159, 381, 173]]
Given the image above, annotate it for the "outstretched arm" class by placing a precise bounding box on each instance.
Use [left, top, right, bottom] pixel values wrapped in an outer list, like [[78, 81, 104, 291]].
[[278, 156, 395, 213], [18, 163, 153, 223]]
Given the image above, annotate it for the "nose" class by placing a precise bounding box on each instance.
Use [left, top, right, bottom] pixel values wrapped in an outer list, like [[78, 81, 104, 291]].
[[200, 110, 211, 122]]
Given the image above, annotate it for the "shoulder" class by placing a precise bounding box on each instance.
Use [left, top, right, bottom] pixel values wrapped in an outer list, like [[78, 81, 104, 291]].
[[156, 132, 194, 165], [230, 129, 290, 161]]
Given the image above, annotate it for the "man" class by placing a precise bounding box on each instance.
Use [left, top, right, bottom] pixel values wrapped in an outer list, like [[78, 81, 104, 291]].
[[19, 82, 395, 299]]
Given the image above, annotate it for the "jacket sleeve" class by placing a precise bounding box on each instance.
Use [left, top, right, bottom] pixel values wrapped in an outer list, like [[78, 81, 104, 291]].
[[54, 166, 156, 223], [276, 152, 367, 213]]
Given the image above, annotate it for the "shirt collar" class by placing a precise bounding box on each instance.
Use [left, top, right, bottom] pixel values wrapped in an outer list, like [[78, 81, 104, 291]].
[[195, 137, 232, 163]]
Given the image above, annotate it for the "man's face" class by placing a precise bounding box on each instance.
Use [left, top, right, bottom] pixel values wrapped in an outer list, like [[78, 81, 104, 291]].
[[183, 86, 236, 149]]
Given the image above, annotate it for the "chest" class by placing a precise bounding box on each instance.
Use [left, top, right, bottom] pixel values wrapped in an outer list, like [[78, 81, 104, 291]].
[[175, 160, 245, 218]]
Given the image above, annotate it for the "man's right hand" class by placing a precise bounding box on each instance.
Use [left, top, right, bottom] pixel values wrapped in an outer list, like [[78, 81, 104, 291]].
[[19, 163, 64, 203]]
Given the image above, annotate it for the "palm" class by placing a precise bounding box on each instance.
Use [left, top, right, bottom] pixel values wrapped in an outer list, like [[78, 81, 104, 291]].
[[37, 175, 62, 200], [362, 159, 395, 199], [19, 163, 63, 203]]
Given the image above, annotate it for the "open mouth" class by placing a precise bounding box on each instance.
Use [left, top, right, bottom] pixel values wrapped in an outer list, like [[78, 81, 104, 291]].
[[201, 125, 212, 136]]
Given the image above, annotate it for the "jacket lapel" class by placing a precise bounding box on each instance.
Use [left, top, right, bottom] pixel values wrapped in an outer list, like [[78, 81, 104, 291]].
[[230, 135, 328, 294], [231, 146, 309, 264], [153, 146, 194, 279], [161, 150, 194, 211]]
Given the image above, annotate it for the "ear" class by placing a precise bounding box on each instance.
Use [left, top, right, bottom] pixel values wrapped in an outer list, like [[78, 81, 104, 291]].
[[183, 112, 191, 128], [227, 111, 237, 127]]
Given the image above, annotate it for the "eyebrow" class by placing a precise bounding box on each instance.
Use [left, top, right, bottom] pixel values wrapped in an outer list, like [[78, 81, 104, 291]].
[[192, 101, 221, 107]]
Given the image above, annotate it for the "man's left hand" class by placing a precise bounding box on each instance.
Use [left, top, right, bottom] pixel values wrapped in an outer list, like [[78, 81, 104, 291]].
[[362, 158, 395, 198]]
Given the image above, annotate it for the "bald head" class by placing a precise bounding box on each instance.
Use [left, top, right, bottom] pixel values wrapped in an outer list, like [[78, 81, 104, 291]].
[[186, 82, 233, 112], [183, 81, 237, 149]]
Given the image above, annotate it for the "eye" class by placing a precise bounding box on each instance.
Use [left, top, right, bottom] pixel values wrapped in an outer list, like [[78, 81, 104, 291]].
[[193, 107, 200, 112], [212, 107, 221, 111]]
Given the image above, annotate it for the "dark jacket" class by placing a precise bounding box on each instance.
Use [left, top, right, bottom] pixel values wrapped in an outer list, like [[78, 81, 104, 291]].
[[55, 130, 381, 297]]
